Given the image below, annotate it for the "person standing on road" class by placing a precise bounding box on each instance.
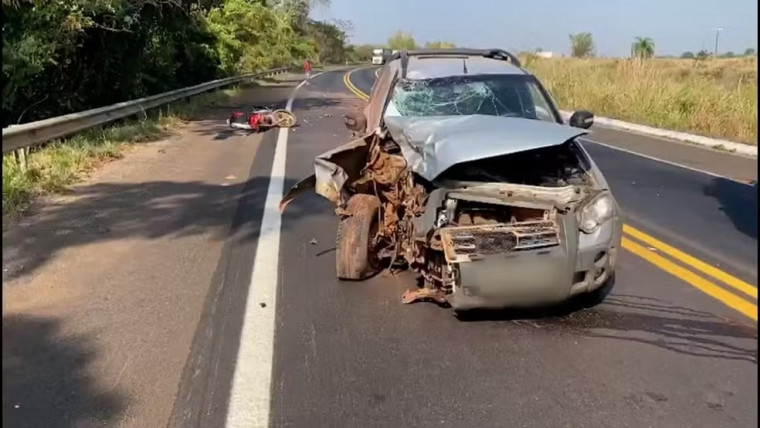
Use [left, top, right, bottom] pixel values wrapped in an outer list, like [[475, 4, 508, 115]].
[[304, 59, 312, 84]]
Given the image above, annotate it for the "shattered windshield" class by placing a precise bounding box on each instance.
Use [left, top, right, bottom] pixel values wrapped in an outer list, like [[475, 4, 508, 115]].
[[387, 74, 557, 122]]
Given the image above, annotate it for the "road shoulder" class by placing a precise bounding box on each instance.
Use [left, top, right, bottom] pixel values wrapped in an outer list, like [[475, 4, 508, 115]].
[[1, 79, 297, 428]]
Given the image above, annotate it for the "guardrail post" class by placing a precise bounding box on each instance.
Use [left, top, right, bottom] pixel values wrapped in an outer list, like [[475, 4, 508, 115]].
[[14, 147, 28, 171]]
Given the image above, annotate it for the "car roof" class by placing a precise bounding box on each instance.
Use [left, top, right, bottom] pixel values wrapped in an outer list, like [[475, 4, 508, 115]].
[[388, 55, 529, 80]]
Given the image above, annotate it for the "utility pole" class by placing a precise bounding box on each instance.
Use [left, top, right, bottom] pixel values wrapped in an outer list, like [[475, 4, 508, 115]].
[[714, 27, 724, 56]]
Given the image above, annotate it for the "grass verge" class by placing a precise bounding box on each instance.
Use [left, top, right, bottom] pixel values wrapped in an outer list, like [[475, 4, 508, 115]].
[[2, 86, 241, 218], [522, 56, 758, 144]]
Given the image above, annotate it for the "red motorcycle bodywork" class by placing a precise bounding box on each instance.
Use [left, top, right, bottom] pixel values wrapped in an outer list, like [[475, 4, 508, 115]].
[[229, 111, 262, 130]]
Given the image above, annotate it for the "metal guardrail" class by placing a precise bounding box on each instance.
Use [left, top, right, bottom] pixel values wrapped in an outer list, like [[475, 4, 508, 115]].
[[2, 67, 291, 153]]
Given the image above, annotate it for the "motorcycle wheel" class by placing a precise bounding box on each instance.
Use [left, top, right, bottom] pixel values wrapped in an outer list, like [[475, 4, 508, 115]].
[[272, 109, 296, 128]]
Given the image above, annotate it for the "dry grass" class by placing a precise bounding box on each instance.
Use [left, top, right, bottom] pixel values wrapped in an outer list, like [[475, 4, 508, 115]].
[[2, 86, 240, 217], [522, 56, 758, 144]]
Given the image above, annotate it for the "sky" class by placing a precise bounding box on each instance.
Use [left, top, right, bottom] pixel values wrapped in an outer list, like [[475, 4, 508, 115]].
[[311, 0, 758, 57]]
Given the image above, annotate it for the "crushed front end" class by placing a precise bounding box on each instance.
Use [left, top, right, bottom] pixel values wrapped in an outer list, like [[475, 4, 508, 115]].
[[413, 184, 621, 311]]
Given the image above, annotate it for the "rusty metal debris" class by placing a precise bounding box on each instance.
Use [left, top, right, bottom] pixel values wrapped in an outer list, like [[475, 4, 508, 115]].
[[439, 221, 560, 263], [401, 288, 447, 305]]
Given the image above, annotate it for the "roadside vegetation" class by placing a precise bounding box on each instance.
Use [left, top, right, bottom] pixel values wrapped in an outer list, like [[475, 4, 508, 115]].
[[361, 30, 757, 144], [2, 0, 353, 217], [523, 56, 757, 144], [522, 33, 757, 144]]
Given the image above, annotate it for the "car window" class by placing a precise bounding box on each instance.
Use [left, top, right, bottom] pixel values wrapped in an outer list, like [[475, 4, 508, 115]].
[[526, 80, 555, 122], [388, 74, 557, 122]]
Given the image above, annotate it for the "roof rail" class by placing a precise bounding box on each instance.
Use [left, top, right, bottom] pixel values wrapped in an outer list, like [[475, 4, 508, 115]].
[[389, 48, 522, 68]]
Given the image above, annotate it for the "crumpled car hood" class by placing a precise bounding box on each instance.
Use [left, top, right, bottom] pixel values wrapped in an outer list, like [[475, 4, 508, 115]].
[[280, 115, 590, 211], [384, 115, 589, 181]]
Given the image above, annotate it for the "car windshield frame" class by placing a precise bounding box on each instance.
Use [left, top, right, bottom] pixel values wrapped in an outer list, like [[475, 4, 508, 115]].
[[385, 73, 563, 123]]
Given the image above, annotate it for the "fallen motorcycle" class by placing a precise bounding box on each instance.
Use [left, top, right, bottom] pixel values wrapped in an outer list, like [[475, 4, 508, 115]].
[[227, 105, 296, 132]]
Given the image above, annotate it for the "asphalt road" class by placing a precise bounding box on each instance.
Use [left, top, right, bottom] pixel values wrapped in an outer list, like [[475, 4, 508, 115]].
[[3, 68, 757, 428]]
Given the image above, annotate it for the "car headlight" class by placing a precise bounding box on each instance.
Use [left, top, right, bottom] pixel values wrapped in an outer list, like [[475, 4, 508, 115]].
[[579, 192, 614, 233]]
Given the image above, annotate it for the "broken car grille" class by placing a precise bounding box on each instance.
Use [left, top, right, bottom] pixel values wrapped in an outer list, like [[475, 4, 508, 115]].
[[439, 221, 560, 263]]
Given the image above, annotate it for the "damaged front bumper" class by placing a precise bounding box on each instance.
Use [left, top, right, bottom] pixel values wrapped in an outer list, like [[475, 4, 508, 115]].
[[442, 213, 620, 311]]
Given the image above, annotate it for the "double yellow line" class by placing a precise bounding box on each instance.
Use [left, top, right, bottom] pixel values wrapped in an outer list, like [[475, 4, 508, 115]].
[[344, 69, 370, 100], [342, 69, 758, 321], [622, 225, 756, 320]]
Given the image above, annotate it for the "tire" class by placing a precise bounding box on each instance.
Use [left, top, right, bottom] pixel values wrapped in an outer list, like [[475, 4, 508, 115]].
[[335, 194, 381, 280], [272, 109, 296, 128]]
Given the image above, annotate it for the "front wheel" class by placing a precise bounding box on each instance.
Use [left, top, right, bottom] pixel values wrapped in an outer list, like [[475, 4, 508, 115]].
[[272, 109, 296, 128], [335, 194, 382, 280]]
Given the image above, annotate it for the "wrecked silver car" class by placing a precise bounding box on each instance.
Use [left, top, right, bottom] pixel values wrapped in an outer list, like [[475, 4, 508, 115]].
[[280, 114, 623, 312], [282, 49, 623, 312]]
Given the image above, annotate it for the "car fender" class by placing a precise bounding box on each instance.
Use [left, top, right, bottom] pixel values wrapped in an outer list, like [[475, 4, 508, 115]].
[[279, 133, 374, 212]]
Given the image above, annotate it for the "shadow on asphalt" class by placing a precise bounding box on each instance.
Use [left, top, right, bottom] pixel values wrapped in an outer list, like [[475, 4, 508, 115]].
[[703, 177, 758, 239], [2, 315, 128, 427], [2, 174, 312, 281], [569, 295, 757, 364], [2, 89, 357, 281], [459, 292, 757, 364]]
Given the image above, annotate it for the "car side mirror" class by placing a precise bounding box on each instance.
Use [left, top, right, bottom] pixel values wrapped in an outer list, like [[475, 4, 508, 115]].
[[344, 110, 367, 133], [569, 110, 594, 129]]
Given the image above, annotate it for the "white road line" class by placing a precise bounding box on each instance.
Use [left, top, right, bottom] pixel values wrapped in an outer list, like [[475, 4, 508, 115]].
[[580, 137, 755, 186], [225, 72, 322, 428], [375, 67, 381, 77]]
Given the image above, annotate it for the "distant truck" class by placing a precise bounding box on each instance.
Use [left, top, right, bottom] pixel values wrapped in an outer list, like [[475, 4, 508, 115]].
[[372, 49, 385, 65], [372, 48, 393, 65]]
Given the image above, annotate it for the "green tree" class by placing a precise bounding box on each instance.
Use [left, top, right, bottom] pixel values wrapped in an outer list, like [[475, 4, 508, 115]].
[[270, 0, 331, 35], [722, 51, 735, 58], [306, 19, 349, 64], [631, 37, 655, 59], [744, 48, 756, 56], [1, 0, 348, 127], [569, 32, 594, 58], [680, 51, 695, 59], [207, 0, 308, 74], [425, 41, 456, 49], [388, 31, 416, 50], [2, 0, 223, 126]]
